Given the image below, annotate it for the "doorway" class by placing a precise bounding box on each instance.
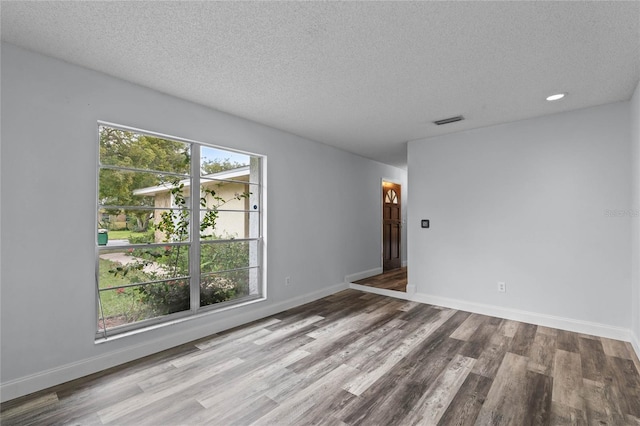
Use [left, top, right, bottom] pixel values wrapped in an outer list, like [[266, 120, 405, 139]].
[[382, 181, 402, 271], [352, 180, 406, 293]]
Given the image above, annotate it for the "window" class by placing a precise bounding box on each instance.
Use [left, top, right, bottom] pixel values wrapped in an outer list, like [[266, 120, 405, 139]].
[[96, 124, 264, 338], [385, 188, 398, 204]]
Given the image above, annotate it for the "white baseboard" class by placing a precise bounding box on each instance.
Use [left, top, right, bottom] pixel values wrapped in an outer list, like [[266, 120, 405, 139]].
[[349, 283, 636, 346], [410, 292, 633, 342], [0, 282, 348, 403], [345, 267, 382, 284], [349, 283, 412, 300], [402, 260, 408, 268], [632, 331, 640, 362]]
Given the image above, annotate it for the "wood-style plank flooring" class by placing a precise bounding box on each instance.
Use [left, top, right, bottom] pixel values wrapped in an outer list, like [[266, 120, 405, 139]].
[[2, 289, 640, 425], [353, 267, 407, 292]]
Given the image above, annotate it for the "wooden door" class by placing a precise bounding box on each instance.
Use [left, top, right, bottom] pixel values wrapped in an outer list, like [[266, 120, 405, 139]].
[[383, 182, 401, 271]]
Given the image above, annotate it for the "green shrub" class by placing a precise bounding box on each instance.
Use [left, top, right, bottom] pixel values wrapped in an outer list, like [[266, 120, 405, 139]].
[[136, 280, 190, 315], [135, 278, 238, 314], [128, 231, 155, 244], [200, 274, 240, 307]]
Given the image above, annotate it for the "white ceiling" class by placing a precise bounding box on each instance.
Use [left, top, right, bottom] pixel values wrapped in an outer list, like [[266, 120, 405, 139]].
[[2, 1, 639, 168]]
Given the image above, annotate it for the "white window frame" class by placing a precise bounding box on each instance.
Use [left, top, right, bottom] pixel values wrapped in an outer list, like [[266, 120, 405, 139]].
[[95, 122, 266, 339]]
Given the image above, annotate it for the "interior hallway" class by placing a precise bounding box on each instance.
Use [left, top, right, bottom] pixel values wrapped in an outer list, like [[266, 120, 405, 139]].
[[353, 267, 407, 292]]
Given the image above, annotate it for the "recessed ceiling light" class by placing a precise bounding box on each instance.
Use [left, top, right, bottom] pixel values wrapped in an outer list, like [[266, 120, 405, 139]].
[[546, 93, 566, 101]]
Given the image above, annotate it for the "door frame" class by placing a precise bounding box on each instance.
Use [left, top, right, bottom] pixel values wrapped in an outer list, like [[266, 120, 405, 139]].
[[381, 178, 403, 270]]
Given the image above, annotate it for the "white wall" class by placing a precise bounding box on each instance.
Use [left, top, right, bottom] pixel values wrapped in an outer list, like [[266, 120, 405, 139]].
[[631, 80, 640, 350], [408, 103, 632, 334], [0, 43, 406, 401]]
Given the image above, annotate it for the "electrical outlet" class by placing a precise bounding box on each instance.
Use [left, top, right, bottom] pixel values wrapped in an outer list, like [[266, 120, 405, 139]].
[[497, 281, 506, 293], [285, 276, 291, 286]]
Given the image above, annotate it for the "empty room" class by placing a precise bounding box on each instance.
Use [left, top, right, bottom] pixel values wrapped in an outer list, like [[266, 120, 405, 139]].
[[1, 1, 640, 425]]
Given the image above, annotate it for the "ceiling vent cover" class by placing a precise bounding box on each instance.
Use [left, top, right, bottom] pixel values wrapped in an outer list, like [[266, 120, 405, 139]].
[[433, 115, 464, 125]]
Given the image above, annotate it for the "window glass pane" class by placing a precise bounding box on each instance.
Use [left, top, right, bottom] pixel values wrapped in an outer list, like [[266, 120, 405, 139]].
[[200, 241, 258, 274], [98, 285, 153, 331], [99, 247, 189, 285], [199, 178, 254, 207], [98, 279, 190, 332], [200, 211, 258, 240], [97, 208, 191, 244], [152, 208, 192, 243], [99, 126, 190, 175], [200, 268, 257, 308], [99, 169, 191, 208], [200, 146, 250, 176]]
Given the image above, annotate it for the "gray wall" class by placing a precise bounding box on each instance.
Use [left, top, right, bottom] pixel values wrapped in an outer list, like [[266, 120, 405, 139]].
[[0, 43, 406, 399], [632, 80, 640, 345], [408, 102, 632, 329]]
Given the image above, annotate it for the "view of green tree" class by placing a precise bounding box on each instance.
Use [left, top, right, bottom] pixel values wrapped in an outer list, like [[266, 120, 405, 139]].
[[201, 158, 247, 175], [99, 127, 190, 231]]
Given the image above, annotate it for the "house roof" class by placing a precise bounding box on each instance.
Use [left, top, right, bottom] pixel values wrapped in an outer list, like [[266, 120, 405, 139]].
[[133, 166, 250, 196]]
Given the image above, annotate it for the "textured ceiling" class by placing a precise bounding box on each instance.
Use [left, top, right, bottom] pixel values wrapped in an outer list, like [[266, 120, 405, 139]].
[[2, 1, 639, 168]]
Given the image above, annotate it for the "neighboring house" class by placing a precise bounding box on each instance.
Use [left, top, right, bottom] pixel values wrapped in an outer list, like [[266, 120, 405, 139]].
[[133, 166, 251, 242]]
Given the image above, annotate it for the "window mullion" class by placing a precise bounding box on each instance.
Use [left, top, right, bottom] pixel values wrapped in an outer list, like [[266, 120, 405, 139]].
[[190, 144, 201, 312]]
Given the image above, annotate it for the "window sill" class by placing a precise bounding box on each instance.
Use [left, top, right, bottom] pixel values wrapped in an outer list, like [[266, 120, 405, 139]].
[[95, 295, 266, 344]]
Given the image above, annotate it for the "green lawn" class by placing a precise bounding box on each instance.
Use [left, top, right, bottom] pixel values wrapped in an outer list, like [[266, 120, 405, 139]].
[[105, 229, 152, 240], [104, 230, 131, 239], [98, 258, 153, 325]]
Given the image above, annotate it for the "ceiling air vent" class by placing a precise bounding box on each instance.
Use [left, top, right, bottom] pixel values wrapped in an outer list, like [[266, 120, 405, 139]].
[[433, 115, 464, 125]]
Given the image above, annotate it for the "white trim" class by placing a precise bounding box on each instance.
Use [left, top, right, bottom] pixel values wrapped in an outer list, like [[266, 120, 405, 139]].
[[380, 177, 403, 186], [345, 267, 382, 284], [410, 292, 633, 342], [349, 283, 411, 300], [350, 284, 638, 348], [0, 282, 348, 403], [94, 295, 267, 344], [402, 260, 408, 268], [632, 331, 640, 362]]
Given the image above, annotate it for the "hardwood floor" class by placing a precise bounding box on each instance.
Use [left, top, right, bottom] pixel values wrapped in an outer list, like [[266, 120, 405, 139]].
[[2, 289, 640, 425], [353, 267, 407, 292]]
